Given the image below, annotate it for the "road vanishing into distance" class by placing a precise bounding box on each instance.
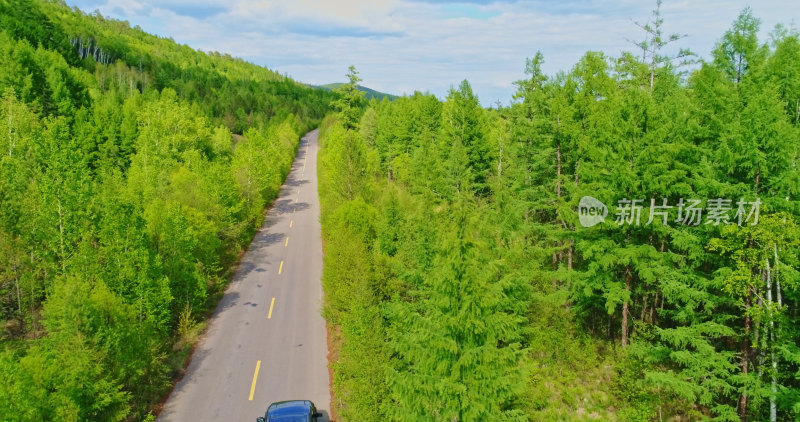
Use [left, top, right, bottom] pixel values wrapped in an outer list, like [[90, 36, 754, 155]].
[[158, 130, 331, 421]]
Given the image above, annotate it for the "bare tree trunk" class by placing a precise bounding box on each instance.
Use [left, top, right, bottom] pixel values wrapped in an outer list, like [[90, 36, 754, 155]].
[[739, 290, 752, 421], [552, 245, 558, 288], [640, 291, 648, 322], [650, 292, 658, 323], [564, 238, 574, 310], [757, 284, 764, 378], [622, 265, 631, 348], [775, 244, 782, 308], [736, 53, 743, 84], [767, 250, 778, 422], [567, 239, 573, 277], [553, 138, 562, 289], [29, 251, 37, 333], [556, 141, 561, 198]]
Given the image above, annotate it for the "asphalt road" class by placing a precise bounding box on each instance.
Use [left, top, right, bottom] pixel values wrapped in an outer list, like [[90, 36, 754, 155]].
[[158, 130, 331, 421]]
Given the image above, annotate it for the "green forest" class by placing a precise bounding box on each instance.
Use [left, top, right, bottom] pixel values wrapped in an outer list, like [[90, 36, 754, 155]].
[[2, 0, 800, 421], [319, 8, 800, 422], [0, 0, 333, 419]]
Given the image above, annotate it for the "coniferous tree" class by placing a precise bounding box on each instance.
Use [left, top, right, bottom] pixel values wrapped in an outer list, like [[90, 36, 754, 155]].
[[333, 65, 366, 131], [387, 200, 525, 421]]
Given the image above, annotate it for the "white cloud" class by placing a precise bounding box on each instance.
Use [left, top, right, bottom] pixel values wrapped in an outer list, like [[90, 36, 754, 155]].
[[251, 0, 401, 28], [66, 0, 799, 105]]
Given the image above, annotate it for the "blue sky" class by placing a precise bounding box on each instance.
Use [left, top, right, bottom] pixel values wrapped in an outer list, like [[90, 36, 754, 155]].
[[65, 0, 797, 106]]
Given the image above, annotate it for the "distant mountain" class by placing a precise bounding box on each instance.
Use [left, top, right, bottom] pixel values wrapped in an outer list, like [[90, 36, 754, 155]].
[[315, 83, 398, 101]]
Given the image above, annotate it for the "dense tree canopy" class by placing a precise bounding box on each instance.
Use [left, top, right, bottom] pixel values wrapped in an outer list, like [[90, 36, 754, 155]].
[[318, 8, 800, 422], [3, 0, 800, 420], [0, 0, 333, 419]]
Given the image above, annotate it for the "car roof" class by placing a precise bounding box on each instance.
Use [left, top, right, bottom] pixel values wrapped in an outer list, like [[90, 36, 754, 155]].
[[268, 400, 313, 416]]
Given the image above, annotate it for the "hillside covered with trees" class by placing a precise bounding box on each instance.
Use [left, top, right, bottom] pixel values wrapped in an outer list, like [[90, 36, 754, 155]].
[[3, 0, 800, 420], [316, 83, 399, 101], [319, 7, 800, 421], [0, 0, 334, 419]]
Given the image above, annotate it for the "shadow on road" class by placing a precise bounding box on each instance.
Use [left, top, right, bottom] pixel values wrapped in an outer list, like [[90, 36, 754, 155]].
[[273, 199, 310, 215], [159, 288, 243, 416], [284, 176, 309, 188], [318, 409, 332, 422], [252, 231, 284, 249], [212, 291, 242, 320], [233, 230, 285, 280]]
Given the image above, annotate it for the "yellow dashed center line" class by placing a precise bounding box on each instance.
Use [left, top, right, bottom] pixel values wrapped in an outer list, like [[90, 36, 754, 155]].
[[268, 297, 275, 319], [248, 360, 261, 401], [278, 260, 283, 275], [289, 220, 293, 228], [285, 237, 289, 247]]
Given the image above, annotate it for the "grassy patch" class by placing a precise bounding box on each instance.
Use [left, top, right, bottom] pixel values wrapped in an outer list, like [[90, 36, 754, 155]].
[[524, 294, 622, 421]]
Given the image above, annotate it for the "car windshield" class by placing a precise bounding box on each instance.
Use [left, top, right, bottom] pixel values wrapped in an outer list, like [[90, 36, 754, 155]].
[[270, 416, 308, 422]]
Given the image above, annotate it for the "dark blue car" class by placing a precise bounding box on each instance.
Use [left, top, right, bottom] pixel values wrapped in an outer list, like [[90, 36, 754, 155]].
[[257, 400, 323, 422]]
